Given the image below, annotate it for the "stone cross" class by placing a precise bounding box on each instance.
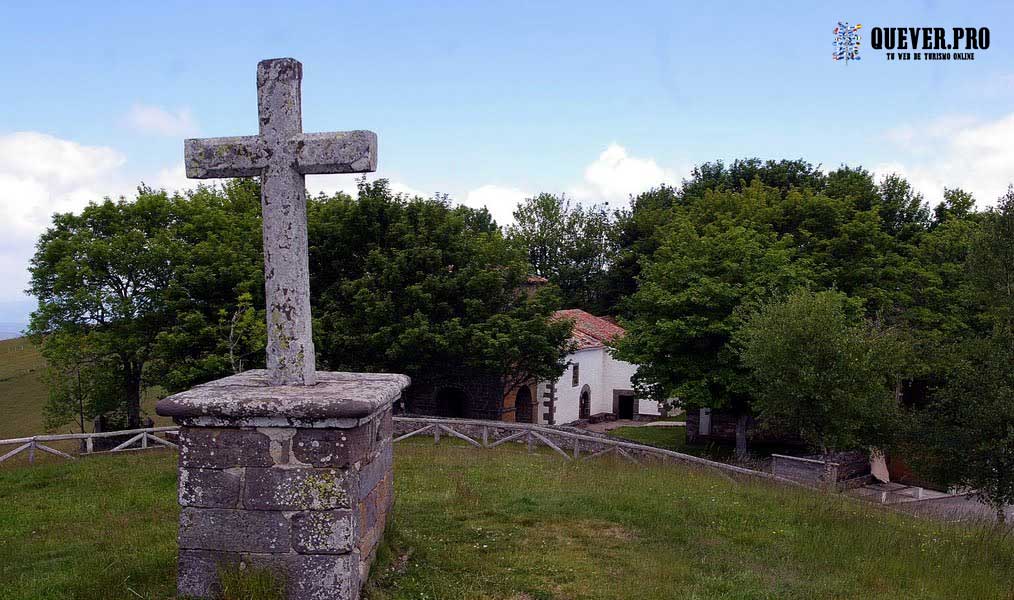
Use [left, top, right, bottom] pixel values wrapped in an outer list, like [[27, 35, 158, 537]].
[[184, 57, 377, 386]]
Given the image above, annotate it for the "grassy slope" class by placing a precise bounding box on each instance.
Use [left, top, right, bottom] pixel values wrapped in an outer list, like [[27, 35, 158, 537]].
[[0, 338, 50, 440], [0, 338, 170, 446], [608, 424, 688, 450], [1, 442, 1013, 600]]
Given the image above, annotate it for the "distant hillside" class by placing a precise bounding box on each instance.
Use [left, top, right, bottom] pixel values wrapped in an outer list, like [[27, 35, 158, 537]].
[[0, 337, 169, 443], [0, 322, 28, 341], [0, 337, 49, 439]]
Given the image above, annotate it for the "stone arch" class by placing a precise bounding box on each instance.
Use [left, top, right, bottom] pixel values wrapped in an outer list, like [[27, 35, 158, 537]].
[[579, 384, 592, 419], [434, 386, 469, 418], [515, 384, 535, 423]]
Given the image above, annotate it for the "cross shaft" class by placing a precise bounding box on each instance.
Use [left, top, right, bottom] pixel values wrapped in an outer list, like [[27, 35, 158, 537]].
[[184, 58, 377, 386]]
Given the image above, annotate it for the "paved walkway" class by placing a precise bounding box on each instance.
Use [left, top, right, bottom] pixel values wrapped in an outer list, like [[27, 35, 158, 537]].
[[849, 482, 1012, 524]]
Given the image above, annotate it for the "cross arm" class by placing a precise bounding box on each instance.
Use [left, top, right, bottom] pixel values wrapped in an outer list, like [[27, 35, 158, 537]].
[[295, 131, 377, 175], [184, 136, 270, 178]]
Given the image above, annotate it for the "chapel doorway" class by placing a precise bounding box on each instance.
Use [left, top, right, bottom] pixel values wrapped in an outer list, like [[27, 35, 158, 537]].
[[515, 385, 534, 423], [579, 386, 591, 419], [435, 387, 469, 418], [617, 393, 635, 420]]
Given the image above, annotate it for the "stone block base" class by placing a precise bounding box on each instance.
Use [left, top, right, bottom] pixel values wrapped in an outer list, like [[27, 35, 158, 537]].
[[158, 370, 408, 600]]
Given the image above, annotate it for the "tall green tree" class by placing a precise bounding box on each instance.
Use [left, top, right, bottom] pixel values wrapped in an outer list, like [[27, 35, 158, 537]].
[[310, 180, 572, 392], [614, 188, 807, 454], [909, 188, 1014, 522], [40, 330, 121, 433], [911, 327, 1014, 523], [969, 186, 1014, 328], [508, 193, 616, 313], [736, 289, 908, 458], [29, 181, 263, 428]]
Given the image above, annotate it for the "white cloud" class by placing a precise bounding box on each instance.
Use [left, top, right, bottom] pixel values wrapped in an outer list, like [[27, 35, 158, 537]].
[[145, 162, 200, 194], [126, 104, 199, 137], [0, 132, 131, 303], [568, 143, 677, 203], [460, 144, 678, 225], [463, 185, 529, 225], [877, 113, 1014, 208], [304, 174, 428, 200]]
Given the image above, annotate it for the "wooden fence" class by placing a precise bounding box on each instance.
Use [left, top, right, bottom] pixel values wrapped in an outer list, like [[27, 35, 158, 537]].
[[0, 416, 793, 488], [391, 416, 796, 484], [0, 426, 178, 465]]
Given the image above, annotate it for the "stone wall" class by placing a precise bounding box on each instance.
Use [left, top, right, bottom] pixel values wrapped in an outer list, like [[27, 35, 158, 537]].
[[772, 451, 870, 488], [402, 372, 507, 420], [158, 370, 408, 600], [175, 407, 393, 599]]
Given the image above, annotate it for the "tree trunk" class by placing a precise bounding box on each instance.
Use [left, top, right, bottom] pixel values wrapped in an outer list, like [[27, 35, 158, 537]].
[[999, 506, 1007, 526], [124, 360, 143, 429], [735, 413, 749, 459]]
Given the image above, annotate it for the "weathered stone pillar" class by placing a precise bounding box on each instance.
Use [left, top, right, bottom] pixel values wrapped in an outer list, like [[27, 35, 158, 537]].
[[157, 370, 409, 600]]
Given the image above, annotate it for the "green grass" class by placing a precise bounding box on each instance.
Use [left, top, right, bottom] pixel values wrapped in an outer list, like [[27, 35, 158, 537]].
[[0, 337, 172, 468], [2, 442, 1013, 599], [0, 338, 51, 442], [608, 424, 688, 451], [607, 425, 738, 462]]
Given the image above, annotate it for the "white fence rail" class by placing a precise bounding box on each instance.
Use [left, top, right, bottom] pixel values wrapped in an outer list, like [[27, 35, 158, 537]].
[[0, 426, 179, 465]]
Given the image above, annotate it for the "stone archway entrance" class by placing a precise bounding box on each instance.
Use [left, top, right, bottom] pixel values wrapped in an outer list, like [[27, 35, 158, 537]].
[[435, 387, 469, 418], [515, 385, 534, 423], [579, 385, 591, 419]]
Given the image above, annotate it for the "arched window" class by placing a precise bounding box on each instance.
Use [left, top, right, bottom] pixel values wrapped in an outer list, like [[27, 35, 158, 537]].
[[579, 385, 591, 419], [515, 385, 534, 423]]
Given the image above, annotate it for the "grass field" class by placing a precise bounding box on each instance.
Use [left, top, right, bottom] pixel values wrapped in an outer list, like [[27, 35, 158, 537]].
[[608, 424, 689, 451], [1, 441, 1013, 599], [0, 337, 171, 449], [0, 337, 50, 441]]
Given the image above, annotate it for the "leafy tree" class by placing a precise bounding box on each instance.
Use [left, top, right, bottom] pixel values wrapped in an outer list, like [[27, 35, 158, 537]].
[[680, 158, 827, 199], [40, 331, 121, 432], [911, 327, 1014, 523], [876, 174, 931, 241], [310, 180, 572, 392], [933, 188, 976, 225], [508, 193, 616, 313], [604, 185, 680, 314], [969, 186, 1014, 328], [736, 289, 908, 458], [29, 181, 263, 428], [614, 194, 807, 455], [909, 188, 1014, 522]]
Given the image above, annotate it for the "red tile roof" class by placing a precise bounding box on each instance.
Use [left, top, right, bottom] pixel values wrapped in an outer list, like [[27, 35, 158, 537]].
[[552, 309, 626, 350]]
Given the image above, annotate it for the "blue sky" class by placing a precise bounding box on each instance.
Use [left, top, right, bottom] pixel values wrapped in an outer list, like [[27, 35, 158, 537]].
[[1, 0, 1011, 324]]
